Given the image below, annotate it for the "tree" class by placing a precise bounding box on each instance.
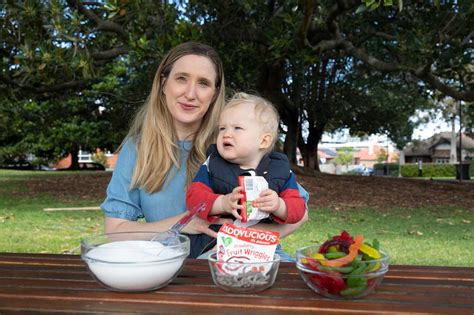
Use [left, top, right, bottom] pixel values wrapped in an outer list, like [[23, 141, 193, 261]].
[[1, 1, 472, 169], [0, 1, 181, 167], [334, 149, 354, 171], [186, 1, 447, 168], [377, 148, 388, 163]]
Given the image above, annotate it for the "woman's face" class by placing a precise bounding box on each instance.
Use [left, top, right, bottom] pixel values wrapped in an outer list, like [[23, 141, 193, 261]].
[[163, 54, 217, 139]]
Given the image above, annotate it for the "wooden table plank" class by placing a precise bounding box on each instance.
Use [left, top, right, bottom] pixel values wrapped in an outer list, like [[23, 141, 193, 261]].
[[0, 253, 473, 314]]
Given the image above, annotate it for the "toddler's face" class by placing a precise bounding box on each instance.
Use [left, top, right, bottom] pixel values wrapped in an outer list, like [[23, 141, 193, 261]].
[[217, 102, 266, 169]]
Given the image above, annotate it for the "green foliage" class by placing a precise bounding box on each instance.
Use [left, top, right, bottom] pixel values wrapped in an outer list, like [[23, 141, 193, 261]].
[[374, 162, 472, 178], [91, 151, 109, 169], [334, 151, 354, 166], [1, 1, 471, 169], [377, 148, 388, 163]]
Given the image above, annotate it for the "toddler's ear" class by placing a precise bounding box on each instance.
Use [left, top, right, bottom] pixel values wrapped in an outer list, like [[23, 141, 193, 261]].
[[259, 133, 273, 150]]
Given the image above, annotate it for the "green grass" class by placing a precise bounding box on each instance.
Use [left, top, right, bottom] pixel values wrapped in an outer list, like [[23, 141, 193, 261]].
[[1, 170, 473, 266], [0, 170, 104, 253], [281, 207, 473, 267]]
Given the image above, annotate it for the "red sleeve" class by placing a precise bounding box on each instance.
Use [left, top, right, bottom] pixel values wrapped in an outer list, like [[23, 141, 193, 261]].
[[186, 182, 221, 223], [272, 188, 306, 224]]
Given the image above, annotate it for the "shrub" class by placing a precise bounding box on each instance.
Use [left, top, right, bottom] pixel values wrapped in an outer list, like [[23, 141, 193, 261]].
[[373, 163, 399, 176], [401, 163, 455, 178], [91, 151, 109, 168]]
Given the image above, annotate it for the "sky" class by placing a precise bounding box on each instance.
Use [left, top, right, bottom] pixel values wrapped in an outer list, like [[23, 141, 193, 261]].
[[411, 110, 455, 141], [322, 110, 456, 144]]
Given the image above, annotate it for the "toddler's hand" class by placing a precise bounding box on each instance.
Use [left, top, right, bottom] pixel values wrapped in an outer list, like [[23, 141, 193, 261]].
[[221, 186, 243, 220], [254, 189, 281, 213]]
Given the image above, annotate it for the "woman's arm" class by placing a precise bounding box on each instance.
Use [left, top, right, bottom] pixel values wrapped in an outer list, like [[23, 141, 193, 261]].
[[105, 214, 228, 238], [104, 214, 186, 234]]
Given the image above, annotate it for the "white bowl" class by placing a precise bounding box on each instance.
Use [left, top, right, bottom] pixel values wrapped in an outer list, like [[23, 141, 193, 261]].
[[81, 231, 189, 292]]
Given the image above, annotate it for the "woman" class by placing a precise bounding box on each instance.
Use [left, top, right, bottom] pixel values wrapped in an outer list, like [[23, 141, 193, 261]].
[[101, 42, 307, 258]]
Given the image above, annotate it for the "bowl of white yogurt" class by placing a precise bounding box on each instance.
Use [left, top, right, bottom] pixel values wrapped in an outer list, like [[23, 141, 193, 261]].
[[81, 231, 190, 292]]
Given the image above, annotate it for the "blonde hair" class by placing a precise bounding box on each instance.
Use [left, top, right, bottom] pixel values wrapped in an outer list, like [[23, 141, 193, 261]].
[[124, 42, 225, 192], [224, 92, 280, 151]]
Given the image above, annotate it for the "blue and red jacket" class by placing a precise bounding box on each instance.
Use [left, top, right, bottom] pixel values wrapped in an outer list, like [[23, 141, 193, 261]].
[[186, 144, 306, 224]]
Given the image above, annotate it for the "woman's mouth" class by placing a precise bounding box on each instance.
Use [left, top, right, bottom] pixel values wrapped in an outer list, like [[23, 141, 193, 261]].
[[180, 102, 198, 111]]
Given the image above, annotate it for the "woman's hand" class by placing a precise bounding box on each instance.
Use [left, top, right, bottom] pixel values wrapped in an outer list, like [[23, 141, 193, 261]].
[[181, 216, 232, 238]]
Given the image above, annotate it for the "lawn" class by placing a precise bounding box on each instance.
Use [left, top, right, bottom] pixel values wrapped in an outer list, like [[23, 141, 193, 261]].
[[0, 170, 473, 266]]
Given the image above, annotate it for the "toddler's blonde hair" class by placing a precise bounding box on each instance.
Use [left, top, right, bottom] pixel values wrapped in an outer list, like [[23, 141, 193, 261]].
[[224, 92, 280, 151]]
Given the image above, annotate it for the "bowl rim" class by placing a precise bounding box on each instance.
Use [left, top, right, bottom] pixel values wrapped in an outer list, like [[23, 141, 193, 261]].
[[81, 231, 190, 265], [295, 244, 390, 263], [296, 261, 388, 278], [208, 251, 281, 264]]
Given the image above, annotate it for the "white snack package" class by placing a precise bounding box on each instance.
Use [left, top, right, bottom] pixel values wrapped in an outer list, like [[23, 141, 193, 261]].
[[237, 175, 270, 225], [216, 223, 279, 275]]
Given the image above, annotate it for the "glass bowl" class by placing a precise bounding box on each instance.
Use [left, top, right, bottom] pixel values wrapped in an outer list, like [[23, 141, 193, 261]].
[[208, 252, 280, 293], [296, 245, 389, 299], [81, 231, 190, 292]]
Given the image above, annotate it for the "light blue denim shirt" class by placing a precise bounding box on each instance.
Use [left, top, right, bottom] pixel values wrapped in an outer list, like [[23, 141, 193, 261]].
[[101, 139, 309, 223], [101, 139, 191, 222]]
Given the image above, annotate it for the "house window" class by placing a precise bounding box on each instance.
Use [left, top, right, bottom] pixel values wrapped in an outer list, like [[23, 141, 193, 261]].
[[435, 158, 449, 164]]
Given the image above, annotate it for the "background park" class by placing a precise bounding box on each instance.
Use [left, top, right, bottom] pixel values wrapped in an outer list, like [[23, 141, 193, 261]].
[[0, 1, 473, 267]]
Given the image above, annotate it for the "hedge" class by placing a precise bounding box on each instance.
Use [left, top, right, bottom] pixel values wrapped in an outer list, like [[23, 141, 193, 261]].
[[374, 162, 473, 178]]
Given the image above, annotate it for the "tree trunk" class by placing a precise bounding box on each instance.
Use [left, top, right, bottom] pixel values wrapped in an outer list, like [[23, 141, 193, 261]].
[[303, 125, 325, 172], [450, 114, 457, 163], [69, 147, 80, 170], [283, 115, 298, 164]]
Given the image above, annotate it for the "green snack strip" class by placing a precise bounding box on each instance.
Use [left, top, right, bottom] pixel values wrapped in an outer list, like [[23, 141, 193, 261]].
[[347, 275, 368, 288], [349, 263, 366, 275], [325, 251, 347, 259], [318, 265, 354, 273], [340, 286, 368, 296], [364, 261, 377, 272]]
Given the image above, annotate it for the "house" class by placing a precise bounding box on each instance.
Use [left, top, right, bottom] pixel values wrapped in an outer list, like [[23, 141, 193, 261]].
[[318, 139, 398, 168], [54, 148, 117, 170], [318, 148, 337, 164], [403, 132, 474, 164]]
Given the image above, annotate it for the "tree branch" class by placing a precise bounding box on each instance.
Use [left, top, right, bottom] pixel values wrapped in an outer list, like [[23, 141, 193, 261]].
[[91, 45, 129, 60], [0, 75, 89, 94], [411, 67, 474, 101], [66, 0, 129, 41]]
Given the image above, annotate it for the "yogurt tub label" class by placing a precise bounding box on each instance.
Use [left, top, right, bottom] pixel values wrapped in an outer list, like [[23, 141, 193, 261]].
[[216, 223, 279, 275], [85, 240, 185, 291]]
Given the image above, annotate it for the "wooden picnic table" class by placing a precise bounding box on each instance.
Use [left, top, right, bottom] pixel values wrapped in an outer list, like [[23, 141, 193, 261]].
[[0, 252, 473, 314]]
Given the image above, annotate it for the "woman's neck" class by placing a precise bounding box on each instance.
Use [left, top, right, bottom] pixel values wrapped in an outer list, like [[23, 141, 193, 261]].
[[175, 123, 199, 141]]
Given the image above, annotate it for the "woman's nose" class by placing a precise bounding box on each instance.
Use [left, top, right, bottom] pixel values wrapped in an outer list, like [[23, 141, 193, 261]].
[[185, 82, 197, 99]]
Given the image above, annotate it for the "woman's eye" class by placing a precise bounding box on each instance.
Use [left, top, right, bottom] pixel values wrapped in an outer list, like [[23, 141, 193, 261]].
[[176, 76, 186, 82], [199, 80, 210, 87]]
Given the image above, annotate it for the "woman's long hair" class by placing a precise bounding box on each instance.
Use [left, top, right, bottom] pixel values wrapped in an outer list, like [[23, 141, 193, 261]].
[[124, 42, 225, 192]]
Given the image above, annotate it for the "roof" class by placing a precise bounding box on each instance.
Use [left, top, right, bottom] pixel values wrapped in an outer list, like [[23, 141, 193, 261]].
[[318, 148, 337, 158], [404, 132, 474, 156]]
